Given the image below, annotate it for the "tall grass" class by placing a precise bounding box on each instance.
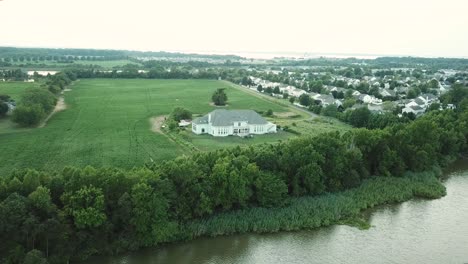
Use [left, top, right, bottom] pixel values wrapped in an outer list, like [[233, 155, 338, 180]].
[[181, 169, 446, 239]]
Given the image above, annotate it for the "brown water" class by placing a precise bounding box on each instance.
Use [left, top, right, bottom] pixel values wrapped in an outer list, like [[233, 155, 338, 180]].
[[84, 160, 468, 264]]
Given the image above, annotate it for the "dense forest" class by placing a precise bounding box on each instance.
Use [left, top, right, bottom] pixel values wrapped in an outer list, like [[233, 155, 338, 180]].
[[1, 96, 467, 262]]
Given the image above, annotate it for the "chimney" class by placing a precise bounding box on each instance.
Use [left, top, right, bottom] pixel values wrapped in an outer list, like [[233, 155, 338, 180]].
[[208, 114, 211, 123]]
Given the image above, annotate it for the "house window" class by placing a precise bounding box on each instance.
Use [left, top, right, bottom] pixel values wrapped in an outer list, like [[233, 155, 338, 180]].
[[238, 122, 241, 126]]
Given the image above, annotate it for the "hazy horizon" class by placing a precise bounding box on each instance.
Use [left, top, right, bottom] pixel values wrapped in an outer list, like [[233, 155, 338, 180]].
[[1, 0, 468, 58]]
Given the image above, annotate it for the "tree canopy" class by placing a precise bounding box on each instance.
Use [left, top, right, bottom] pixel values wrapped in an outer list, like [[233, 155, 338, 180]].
[[212, 88, 228, 106]]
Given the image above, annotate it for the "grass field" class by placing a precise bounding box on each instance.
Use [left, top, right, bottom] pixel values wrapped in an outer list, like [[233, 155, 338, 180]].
[[0, 81, 40, 101], [0, 79, 314, 175]]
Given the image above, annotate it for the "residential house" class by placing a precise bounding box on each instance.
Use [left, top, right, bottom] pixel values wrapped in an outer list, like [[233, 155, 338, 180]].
[[379, 88, 396, 98], [192, 109, 276, 137], [313, 94, 342, 107], [356, 94, 382, 104], [402, 105, 425, 115]]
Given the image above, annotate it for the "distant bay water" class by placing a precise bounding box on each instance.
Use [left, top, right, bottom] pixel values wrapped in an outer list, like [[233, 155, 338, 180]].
[[170, 50, 386, 60]]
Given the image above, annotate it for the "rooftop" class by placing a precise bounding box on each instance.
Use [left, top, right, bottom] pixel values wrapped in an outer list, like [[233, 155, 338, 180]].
[[193, 109, 268, 126]]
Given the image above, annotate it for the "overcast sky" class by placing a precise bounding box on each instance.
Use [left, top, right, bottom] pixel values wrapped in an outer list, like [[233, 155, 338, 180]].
[[1, 0, 467, 58]]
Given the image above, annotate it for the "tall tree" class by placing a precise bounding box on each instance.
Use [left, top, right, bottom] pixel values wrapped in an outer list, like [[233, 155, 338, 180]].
[[212, 88, 228, 106]]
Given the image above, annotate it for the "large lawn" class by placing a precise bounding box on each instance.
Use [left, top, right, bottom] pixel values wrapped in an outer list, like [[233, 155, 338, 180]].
[[0, 79, 298, 175], [0, 81, 40, 101]]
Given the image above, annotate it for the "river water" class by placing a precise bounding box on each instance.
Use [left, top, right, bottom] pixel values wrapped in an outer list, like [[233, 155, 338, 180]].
[[84, 160, 468, 264]]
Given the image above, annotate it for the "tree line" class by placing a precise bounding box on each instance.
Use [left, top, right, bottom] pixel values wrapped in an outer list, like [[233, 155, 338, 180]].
[[0, 104, 467, 263], [10, 72, 76, 126]]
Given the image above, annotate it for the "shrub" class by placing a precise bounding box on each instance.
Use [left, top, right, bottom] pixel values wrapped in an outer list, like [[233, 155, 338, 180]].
[[11, 104, 46, 126], [254, 172, 288, 207], [171, 107, 192, 122], [0, 100, 8, 117]]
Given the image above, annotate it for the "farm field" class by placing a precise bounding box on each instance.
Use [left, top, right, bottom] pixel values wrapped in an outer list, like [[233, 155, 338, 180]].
[[0, 78, 313, 175]]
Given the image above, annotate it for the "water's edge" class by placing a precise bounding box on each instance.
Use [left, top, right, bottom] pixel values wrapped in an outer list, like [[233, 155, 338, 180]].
[[83, 159, 468, 263]]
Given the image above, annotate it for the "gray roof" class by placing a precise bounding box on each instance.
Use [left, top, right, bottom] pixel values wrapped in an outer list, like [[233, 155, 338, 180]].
[[420, 93, 437, 100], [380, 88, 396, 97], [411, 105, 424, 111], [193, 109, 268, 126], [414, 98, 425, 105]]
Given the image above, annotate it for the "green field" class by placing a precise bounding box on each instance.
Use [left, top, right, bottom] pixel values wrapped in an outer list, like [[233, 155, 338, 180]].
[[0, 79, 309, 175], [0, 81, 40, 101]]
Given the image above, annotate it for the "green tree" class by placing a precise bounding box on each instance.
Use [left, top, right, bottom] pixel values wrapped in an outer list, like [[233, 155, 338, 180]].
[[28, 186, 54, 213], [289, 97, 295, 104], [0, 100, 8, 117], [343, 98, 356, 109], [20, 88, 57, 113], [310, 81, 323, 93], [427, 103, 441, 112], [22, 170, 41, 195], [212, 88, 228, 106], [321, 105, 338, 117], [62, 185, 107, 229], [131, 181, 176, 246], [170, 107, 192, 122], [428, 79, 439, 88], [23, 249, 48, 264], [298, 94, 311, 106], [348, 107, 371, 128], [11, 104, 45, 126], [254, 172, 287, 207]]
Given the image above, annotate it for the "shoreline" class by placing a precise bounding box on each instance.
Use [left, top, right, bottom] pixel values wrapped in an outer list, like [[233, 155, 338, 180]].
[[80, 167, 448, 263]]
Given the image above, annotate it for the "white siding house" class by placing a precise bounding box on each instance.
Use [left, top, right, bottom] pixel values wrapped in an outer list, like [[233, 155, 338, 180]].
[[192, 109, 276, 137]]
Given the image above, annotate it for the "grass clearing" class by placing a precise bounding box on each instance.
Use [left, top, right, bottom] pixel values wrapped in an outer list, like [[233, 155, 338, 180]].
[[0, 81, 41, 101]]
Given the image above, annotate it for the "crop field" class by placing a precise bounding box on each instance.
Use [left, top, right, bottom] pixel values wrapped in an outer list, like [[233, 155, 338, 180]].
[[0, 79, 311, 175]]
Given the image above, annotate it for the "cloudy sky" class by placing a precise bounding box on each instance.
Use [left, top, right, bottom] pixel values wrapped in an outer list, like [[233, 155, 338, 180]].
[[1, 0, 467, 58]]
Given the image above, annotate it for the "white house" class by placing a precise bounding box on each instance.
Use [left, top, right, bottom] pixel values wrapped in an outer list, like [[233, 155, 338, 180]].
[[192, 109, 276, 137], [289, 87, 307, 97], [402, 105, 425, 115], [356, 94, 382, 104]]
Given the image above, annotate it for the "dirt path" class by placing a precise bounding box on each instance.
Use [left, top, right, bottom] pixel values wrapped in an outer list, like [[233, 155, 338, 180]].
[[39, 97, 67, 128], [149, 115, 167, 133]]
